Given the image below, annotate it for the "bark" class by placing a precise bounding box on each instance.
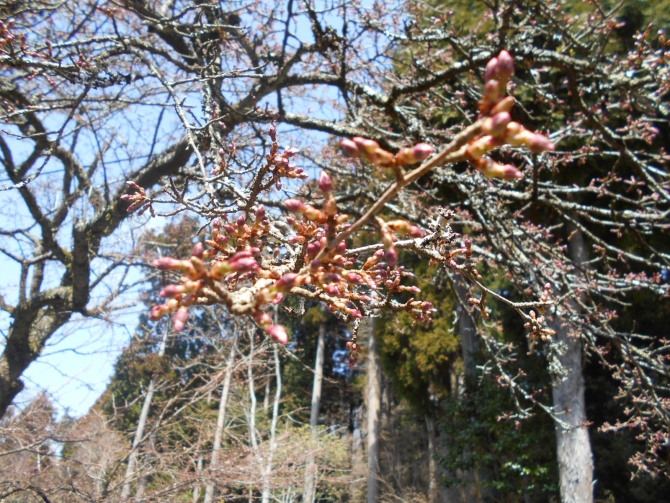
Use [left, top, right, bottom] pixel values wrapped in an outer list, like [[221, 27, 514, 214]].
[[425, 415, 438, 503], [261, 344, 282, 503], [133, 432, 156, 501], [365, 318, 381, 503], [551, 226, 594, 503], [303, 322, 326, 503], [203, 331, 239, 503], [120, 328, 169, 501]]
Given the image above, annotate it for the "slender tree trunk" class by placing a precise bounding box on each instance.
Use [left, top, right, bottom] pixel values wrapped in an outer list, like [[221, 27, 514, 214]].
[[134, 432, 156, 501], [303, 323, 326, 503], [119, 329, 168, 501], [262, 344, 282, 503], [551, 226, 594, 503], [366, 319, 381, 503], [203, 331, 239, 503], [425, 415, 438, 503]]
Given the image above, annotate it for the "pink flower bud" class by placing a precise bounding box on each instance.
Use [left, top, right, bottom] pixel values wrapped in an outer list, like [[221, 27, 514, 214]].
[[275, 273, 298, 291], [283, 147, 299, 158], [353, 137, 380, 156], [153, 257, 181, 270], [272, 292, 285, 305], [284, 199, 305, 213], [269, 122, 276, 142], [253, 311, 273, 326], [173, 307, 189, 332], [288, 235, 304, 244], [212, 218, 222, 229], [230, 257, 258, 272], [340, 139, 360, 157], [384, 247, 399, 267], [267, 325, 289, 345], [527, 133, 556, 154], [335, 240, 347, 253], [490, 96, 515, 115], [160, 284, 183, 298], [412, 143, 434, 162], [125, 181, 141, 190], [255, 205, 266, 220], [346, 272, 365, 284], [237, 214, 246, 226], [306, 241, 321, 258], [484, 56, 499, 82], [497, 50, 514, 82], [482, 112, 511, 137], [150, 304, 169, 321], [318, 171, 333, 193], [349, 309, 363, 319], [191, 242, 204, 258]]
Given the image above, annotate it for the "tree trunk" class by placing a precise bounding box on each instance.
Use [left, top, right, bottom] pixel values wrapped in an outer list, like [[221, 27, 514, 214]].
[[425, 415, 438, 503], [303, 322, 326, 503], [119, 328, 168, 501], [551, 226, 594, 503], [262, 344, 282, 503], [203, 331, 239, 503], [366, 319, 381, 503]]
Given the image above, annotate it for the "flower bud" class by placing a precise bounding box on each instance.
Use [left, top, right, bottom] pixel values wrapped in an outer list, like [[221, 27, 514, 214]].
[[497, 50, 514, 82], [275, 273, 299, 291], [318, 171, 332, 193], [255, 205, 266, 220], [153, 257, 181, 270], [353, 137, 379, 156], [481, 112, 511, 137], [267, 325, 289, 345], [150, 304, 170, 321], [340, 139, 360, 157], [484, 56, 499, 82], [269, 122, 277, 142], [284, 199, 305, 213], [160, 284, 183, 298], [384, 246, 399, 267], [272, 292, 285, 305], [490, 96, 515, 115], [173, 307, 189, 332], [191, 242, 204, 258], [237, 214, 246, 226]]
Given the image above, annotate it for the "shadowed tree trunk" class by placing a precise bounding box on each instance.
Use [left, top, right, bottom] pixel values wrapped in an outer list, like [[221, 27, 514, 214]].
[[425, 415, 438, 503], [303, 322, 326, 503], [551, 225, 594, 503]]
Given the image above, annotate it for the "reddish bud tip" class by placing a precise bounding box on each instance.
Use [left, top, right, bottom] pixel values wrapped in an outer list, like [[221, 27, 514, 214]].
[[153, 257, 181, 270], [191, 242, 204, 258], [284, 199, 305, 213], [340, 139, 360, 157]]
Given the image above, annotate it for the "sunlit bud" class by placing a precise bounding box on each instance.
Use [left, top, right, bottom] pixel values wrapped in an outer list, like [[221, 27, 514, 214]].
[[303, 206, 327, 223], [284, 199, 305, 213], [237, 214, 246, 226], [125, 180, 141, 191], [325, 284, 341, 296], [212, 218, 222, 229], [230, 257, 258, 273], [275, 273, 299, 291], [153, 257, 181, 270], [407, 286, 421, 294], [267, 324, 289, 345], [353, 137, 380, 156], [272, 293, 285, 305], [409, 226, 423, 238], [275, 180, 282, 191], [283, 147, 299, 158], [346, 272, 365, 284], [466, 135, 496, 159], [484, 56, 499, 82], [173, 307, 189, 332], [484, 79, 502, 102], [251, 311, 271, 327], [385, 246, 399, 267], [223, 224, 236, 234], [349, 309, 363, 319], [269, 122, 277, 141], [497, 50, 514, 82], [369, 148, 395, 167], [255, 205, 266, 220], [335, 241, 347, 254], [527, 133, 556, 154], [324, 197, 338, 217], [478, 159, 524, 180], [149, 304, 170, 321], [309, 259, 321, 271], [482, 112, 511, 137], [191, 242, 204, 258], [490, 96, 515, 115], [340, 139, 360, 157], [160, 284, 184, 298], [318, 171, 333, 193]]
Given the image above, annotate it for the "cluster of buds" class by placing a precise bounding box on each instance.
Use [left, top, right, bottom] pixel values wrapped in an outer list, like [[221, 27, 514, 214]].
[[378, 218, 423, 266], [121, 181, 154, 216], [0, 21, 16, 51], [524, 309, 556, 345], [267, 122, 308, 190], [346, 331, 362, 367], [145, 176, 434, 346], [466, 50, 556, 180], [340, 137, 434, 170]]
